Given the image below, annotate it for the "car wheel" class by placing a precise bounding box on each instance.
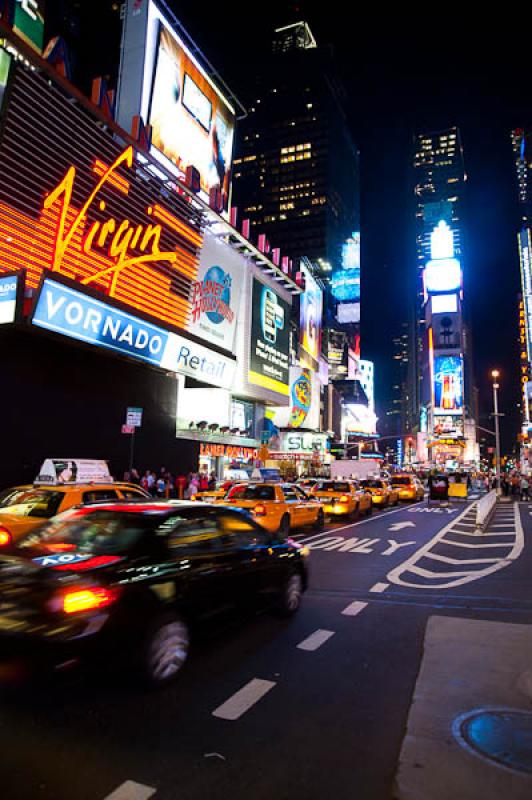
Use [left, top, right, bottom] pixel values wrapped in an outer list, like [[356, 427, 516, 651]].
[[313, 509, 325, 531], [142, 614, 189, 687], [278, 514, 290, 537], [277, 572, 303, 616]]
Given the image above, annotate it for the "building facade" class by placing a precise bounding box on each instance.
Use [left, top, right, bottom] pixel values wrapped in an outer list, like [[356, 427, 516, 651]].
[[412, 127, 478, 466]]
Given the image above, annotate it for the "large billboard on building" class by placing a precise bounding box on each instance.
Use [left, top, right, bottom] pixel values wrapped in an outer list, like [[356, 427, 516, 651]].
[[433, 355, 463, 415], [249, 278, 290, 396], [187, 232, 243, 352], [117, 0, 236, 211], [0, 59, 204, 332], [299, 265, 322, 370], [519, 228, 532, 362], [0, 47, 11, 110], [270, 367, 320, 430], [0, 1, 44, 53]]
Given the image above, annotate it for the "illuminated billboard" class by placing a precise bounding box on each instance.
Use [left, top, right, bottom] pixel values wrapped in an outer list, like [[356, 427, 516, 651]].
[[431, 294, 458, 314], [337, 302, 360, 324], [270, 367, 321, 430], [0, 61, 204, 332], [149, 21, 235, 209], [299, 264, 322, 369], [0, 47, 11, 111], [187, 232, 244, 352], [341, 232, 360, 270], [433, 355, 463, 415], [519, 228, 532, 362], [424, 258, 461, 294], [331, 268, 360, 302], [249, 278, 290, 396], [0, 272, 19, 323], [12, 0, 45, 53]]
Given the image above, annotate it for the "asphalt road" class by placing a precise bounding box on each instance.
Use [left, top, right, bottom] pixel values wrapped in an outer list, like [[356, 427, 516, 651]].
[[2, 497, 532, 800]]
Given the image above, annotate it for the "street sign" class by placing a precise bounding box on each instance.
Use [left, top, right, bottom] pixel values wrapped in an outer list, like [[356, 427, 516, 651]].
[[126, 407, 143, 427], [122, 424, 135, 435]]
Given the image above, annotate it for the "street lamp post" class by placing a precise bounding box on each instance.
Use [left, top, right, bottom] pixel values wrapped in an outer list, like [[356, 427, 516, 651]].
[[491, 370, 502, 496]]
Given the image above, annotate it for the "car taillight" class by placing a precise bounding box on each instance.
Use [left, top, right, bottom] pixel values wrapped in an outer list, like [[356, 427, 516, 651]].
[[191, 495, 197, 501], [339, 495, 350, 503], [254, 504, 267, 517], [0, 526, 12, 546], [61, 587, 120, 615]]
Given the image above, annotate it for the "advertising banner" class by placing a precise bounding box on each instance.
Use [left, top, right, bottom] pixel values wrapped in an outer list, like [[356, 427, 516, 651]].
[[35, 458, 112, 485], [270, 432, 329, 456], [299, 265, 322, 370], [148, 11, 235, 209], [249, 278, 290, 396], [0, 272, 18, 324], [187, 232, 243, 352], [32, 277, 237, 390], [433, 355, 463, 415], [0, 47, 11, 112], [270, 367, 321, 430], [0, 62, 204, 333], [12, 0, 45, 53]]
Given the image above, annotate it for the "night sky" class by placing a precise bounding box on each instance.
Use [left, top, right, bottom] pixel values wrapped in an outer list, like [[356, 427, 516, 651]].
[[168, 5, 526, 451]]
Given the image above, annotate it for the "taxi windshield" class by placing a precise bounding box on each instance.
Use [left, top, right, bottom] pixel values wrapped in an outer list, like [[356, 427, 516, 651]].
[[0, 488, 64, 519], [227, 485, 275, 501], [361, 480, 384, 489], [18, 510, 152, 554], [392, 477, 414, 486], [315, 482, 351, 492]]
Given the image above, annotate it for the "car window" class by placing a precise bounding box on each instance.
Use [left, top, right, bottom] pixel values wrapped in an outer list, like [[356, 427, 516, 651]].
[[392, 477, 413, 486], [361, 480, 383, 489], [119, 488, 149, 499], [281, 486, 298, 501], [0, 488, 64, 519], [226, 484, 275, 501], [83, 489, 120, 503], [218, 512, 271, 548], [18, 510, 152, 554], [314, 481, 351, 492], [161, 514, 221, 555], [293, 487, 310, 500]]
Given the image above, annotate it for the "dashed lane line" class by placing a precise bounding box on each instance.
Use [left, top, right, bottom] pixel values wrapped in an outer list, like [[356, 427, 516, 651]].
[[297, 629, 335, 651], [341, 600, 368, 616], [297, 502, 424, 544], [212, 678, 276, 721], [369, 582, 389, 593], [103, 781, 156, 800]]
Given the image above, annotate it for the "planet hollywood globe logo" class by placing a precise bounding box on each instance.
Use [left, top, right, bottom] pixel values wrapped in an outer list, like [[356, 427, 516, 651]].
[[191, 265, 234, 326]]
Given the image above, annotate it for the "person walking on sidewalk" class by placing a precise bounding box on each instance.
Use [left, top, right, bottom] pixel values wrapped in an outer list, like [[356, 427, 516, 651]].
[[520, 475, 530, 502]]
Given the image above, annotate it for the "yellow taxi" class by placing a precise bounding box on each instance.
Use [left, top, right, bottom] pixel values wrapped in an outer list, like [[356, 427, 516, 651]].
[[359, 478, 399, 509], [192, 480, 245, 503], [0, 459, 149, 545], [310, 479, 372, 520], [391, 474, 425, 502], [216, 482, 324, 536]]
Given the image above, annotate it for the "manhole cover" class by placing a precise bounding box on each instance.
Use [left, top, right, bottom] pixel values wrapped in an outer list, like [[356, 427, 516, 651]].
[[455, 709, 532, 774]]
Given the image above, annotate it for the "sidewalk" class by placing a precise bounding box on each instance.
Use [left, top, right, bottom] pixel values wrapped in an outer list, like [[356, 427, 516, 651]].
[[394, 617, 532, 800]]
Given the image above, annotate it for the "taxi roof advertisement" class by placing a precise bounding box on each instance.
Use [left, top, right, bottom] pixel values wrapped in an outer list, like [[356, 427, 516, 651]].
[[116, 0, 236, 212]]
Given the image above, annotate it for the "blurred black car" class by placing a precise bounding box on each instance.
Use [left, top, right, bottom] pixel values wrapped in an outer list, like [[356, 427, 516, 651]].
[[0, 501, 309, 686]]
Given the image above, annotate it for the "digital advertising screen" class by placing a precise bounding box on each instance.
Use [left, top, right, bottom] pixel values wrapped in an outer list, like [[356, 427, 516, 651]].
[[433, 355, 464, 415], [249, 278, 290, 396], [270, 367, 321, 430], [299, 265, 322, 369], [0, 47, 11, 112], [331, 268, 360, 302], [149, 21, 236, 210]]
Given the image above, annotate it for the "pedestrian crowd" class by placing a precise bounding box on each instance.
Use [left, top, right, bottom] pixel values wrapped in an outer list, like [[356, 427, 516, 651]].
[[122, 467, 218, 499], [500, 471, 530, 500]]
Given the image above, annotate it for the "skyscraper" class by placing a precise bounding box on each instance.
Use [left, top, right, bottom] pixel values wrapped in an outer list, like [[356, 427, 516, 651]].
[[231, 21, 361, 332], [412, 127, 477, 465]]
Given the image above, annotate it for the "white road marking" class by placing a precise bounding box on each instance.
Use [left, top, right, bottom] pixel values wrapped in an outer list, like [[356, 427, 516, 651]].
[[369, 582, 389, 593], [443, 529, 515, 537], [297, 629, 335, 651], [387, 503, 523, 590], [423, 552, 500, 565], [382, 539, 417, 556], [388, 521, 416, 531], [103, 781, 156, 800], [341, 600, 368, 616], [439, 538, 513, 549], [212, 679, 276, 721], [298, 502, 424, 543]]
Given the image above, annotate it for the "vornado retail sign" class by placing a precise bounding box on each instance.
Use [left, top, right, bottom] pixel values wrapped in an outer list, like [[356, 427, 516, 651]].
[[32, 278, 236, 390]]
